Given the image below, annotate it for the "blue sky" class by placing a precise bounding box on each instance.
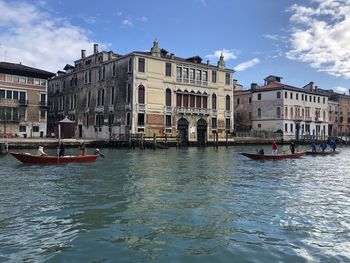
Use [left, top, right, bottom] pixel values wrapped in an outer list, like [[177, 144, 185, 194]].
[[0, 0, 349, 93]]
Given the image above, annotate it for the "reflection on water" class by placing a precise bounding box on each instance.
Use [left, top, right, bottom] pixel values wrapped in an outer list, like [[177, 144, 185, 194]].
[[0, 146, 349, 262]]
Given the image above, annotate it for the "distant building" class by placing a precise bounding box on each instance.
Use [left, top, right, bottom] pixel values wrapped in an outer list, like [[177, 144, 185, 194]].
[[48, 41, 235, 144], [0, 62, 54, 138], [234, 76, 329, 141]]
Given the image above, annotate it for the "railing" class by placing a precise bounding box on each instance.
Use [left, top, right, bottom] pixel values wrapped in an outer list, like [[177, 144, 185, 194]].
[[165, 106, 172, 113], [138, 104, 145, 112], [175, 107, 209, 115], [176, 77, 208, 87]]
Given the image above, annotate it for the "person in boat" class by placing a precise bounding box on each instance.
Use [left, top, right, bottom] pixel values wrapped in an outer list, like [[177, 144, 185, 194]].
[[271, 141, 278, 155], [37, 146, 46, 156], [79, 142, 87, 156], [290, 141, 296, 154], [94, 148, 105, 158], [331, 140, 337, 152], [319, 142, 327, 152], [311, 141, 317, 152], [58, 143, 65, 157], [258, 148, 264, 155]]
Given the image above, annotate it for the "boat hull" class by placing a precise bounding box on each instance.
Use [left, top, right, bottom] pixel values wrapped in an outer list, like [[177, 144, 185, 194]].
[[241, 152, 305, 160], [305, 150, 340, 156], [10, 152, 98, 164]]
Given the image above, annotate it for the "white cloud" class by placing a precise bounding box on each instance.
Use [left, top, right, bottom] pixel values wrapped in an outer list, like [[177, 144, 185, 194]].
[[121, 19, 133, 27], [139, 17, 148, 22], [286, 0, 350, 78], [205, 49, 238, 61], [0, 0, 95, 72], [79, 14, 97, 24], [234, 58, 260, 72]]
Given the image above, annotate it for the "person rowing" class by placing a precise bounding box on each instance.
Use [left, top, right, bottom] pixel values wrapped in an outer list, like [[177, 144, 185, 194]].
[[94, 148, 105, 158]]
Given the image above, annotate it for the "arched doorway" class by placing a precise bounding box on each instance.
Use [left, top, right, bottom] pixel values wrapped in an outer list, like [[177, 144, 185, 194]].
[[197, 118, 207, 147], [177, 118, 189, 145]]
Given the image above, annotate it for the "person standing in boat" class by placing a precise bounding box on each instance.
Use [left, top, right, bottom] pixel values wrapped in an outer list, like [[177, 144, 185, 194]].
[[58, 143, 65, 157], [331, 140, 337, 152], [311, 141, 317, 152], [79, 142, 87, 156], [271, 141, 278, 155], [320, 142, 327, 152], [290, 141, 296, 154], [37, 146, 46, 156]]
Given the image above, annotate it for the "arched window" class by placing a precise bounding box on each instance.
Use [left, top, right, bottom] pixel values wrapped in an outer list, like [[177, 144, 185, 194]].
[[258, 108, 261, 117], [225, 95, 231, 111], [277, 107, 281, 118], [196, 92, 201, 108], [166, 89, 171, 106], [176, 90, 182, 107], [285, 107, 288, 118], [203, 93, 207, 109], [138, 85, 145, 104], [212, 93, 217, 109]]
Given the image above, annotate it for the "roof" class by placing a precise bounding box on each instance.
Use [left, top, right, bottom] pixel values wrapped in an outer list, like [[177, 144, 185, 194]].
[[0, 61, 55, 79], [58, 116, 74, 123], [133, 51, 234, 72], [253, 81, 328, 96]]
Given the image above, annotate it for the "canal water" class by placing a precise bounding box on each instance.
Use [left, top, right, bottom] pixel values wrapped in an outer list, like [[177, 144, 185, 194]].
[[0, 146, 349, 262]]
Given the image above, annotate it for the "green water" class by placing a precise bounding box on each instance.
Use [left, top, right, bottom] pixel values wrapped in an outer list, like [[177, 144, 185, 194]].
[[0, 146, 349, 262]]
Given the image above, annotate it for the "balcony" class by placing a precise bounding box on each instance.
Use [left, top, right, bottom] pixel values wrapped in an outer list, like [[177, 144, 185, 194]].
[[176, 77, 209, 87], [164, 106, 172, 113], [175, 107, 210, 115], [137, 104, 145, 112], [39, 101, 50, 108], [19, 99, 28, 106]]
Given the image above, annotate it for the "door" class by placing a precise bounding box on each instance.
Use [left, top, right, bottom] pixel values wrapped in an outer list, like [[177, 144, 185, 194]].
[[197, 118, 207, 147], [177, 118, 189, 146], [79, 125, 83, 138]]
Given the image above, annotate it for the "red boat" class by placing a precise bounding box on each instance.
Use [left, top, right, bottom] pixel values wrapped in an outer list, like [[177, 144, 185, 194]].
[[10, 152, 99, 164], [241, 152, 305, 160]]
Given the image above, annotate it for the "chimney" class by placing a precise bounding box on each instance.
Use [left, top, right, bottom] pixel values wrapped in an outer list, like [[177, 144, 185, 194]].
[[108, 51, 113, 60], [207, 60, 209, 65], [81, 49, 86, 59], [170, 53, 174, 59], [251, 83, 258, 90], [93, 43, 99, 54], [314, 85, 318, 92]]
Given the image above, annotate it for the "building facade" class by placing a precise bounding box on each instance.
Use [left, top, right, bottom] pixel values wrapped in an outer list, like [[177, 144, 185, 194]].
[[48, 41, 235, 144], [0, 62, 54, 138], [234, 76, 329, 141]]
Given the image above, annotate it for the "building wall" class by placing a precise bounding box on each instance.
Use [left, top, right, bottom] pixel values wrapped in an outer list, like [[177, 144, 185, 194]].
[[0, 72, 49, 137]]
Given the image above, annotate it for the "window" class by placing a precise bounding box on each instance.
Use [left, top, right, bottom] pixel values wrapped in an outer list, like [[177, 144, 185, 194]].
[[258, 108, 261, 117], [33, 126, 39, 132], [165, 63, 172, 76], [165, 115, 172, 127], [126, 112, 131, 126], [111, 87, 115, 105], [127, 84, 131, 103], [183, 68, 189, 79], [19, 126, 26, 132], [6, 90, 12, 99], [309, 95, 312, 102], [87, 92, 91, 107], [313, 96, 316, 103], [296, 93, 299, 100], [258, 93, 261, 100], [290, 123, 293, 132], [0, 89, 5, 98], [176, 66, 182, 78], [190, 94, 195, 107], [128, 58, 132, 72], [166, 89, 171, 106], [138, 85, 145, 104], [212, 94, 217, 109], [277, 107, 281, 118], [196, 70, 202, 81], [183, 93, 188, 107], [12, 76, 19, 83], [101, 89, 105, 106], [190, 69, 195, 80], [112, 63, 116, 76], [285, 107, 288, 118], [138, 113, 145, 126], [225, 73, 230, 85], [237, 98, 240, 105], [40, 109, 46, 119], [277, 91, 281, 99], [249, 97, 252, 103], [212, 117, 217, 129], [13, 91, 18, 100], [212, 71, 217, 83], [202, 71, 208, 82], [225, 95, 230, 111], [285, 123, 288, 132], [323, 97, 325, 104], [196, 95, 201, 108], [258, 124, 261, 128], [285, 91, 287, 99], [225, 118, 231, 129], [40, 93, 46, 105], [290, 92, 293, 99], [203, 96, 207, 108], [138, 58, 145, 72], [176, 93, 182, 107], [302, 94, 304, 101]]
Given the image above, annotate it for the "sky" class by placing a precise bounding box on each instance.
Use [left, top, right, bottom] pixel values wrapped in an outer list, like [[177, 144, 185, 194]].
[[0, 0, 349, 94]]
